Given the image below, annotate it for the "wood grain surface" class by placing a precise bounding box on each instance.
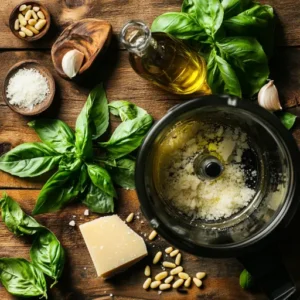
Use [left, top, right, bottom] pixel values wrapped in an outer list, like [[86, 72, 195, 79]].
[[0, 0, 299, 299]]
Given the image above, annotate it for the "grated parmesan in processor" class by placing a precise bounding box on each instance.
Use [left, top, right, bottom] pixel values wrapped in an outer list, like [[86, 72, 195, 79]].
[[6, 68, 50, 110]]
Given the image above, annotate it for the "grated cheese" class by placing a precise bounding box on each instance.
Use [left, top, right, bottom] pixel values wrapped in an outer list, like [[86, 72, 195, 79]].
[[6, 68, 50, 110]]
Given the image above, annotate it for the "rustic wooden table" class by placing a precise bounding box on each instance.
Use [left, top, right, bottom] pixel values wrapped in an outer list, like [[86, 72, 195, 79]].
[[0, 0, 299, 299]]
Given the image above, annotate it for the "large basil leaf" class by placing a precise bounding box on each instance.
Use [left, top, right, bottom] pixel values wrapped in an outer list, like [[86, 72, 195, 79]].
[[109, 101, 147, 121], [110, 158, 135, 190], [222, 0, 253, 19], [0, 258, 47, 298], [278, 112, 297, 130], [82, 183, 114, 213], [30, 229, 65, 284], [151, 12, 206, 40], [0, 193, 43, 236], [28, 119, 75, 153], [87, 164, 116, 198], [33, 169, 81, 215], [207, 48, 241, 97], [99, 114, 153, 159], [0, 143, 62, 178], [217, 37, 269, 96]]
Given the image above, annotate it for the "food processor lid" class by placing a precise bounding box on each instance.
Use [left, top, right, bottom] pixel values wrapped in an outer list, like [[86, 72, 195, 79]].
[[136, 95, 300, 257]]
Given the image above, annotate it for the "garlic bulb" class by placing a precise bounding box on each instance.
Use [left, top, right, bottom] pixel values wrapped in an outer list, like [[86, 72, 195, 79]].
[[258, 80, 282, 112], [61, 49, 85, 79]]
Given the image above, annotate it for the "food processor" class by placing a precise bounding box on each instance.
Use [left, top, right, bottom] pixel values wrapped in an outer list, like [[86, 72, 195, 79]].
[[136, 95, 300, 300]]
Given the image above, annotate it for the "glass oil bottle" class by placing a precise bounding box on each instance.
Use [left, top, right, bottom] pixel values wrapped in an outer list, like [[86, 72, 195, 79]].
[[120, 20, 211, 95]]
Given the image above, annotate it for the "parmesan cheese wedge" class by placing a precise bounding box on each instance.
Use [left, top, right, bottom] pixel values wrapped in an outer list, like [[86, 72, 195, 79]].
[[80, 215, 148, 278]]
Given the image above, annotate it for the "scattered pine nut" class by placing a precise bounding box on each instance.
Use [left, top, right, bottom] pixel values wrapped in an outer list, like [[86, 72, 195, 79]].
[[143, 278, 151, 290], [164, 276, 174, 284], [155, 271, 168, 281], [170, 249, 179, 257], [170, 266, 183, 275], [175, 253, 182, 265], [149, 230, 157, 241], [162, 261, 176, 268], [173, 278, 184, 289], [33, 6, 40, 12], [196, 272, 206, 280], [184, 277, 192, 288], [165, 247, 173, 254], [153, 251, 162, 264], [159, 283, 171, 291], [150, 280, 161, 289], [144, 265, 151, 277], [19, 4, 27, 12], [126, 212, 134, 223], [193, 277, 202, 288], [178, 272, 189, 280]]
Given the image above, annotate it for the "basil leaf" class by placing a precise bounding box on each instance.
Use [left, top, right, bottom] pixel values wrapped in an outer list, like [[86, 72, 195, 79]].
[[99, 114, 153, 159], [0, 193, 43, 236], [30, 229, 65, 284], [0, 143, 62, 178], [87, 164, 116, 198], [217, 37, 269, 96], [79, 164, 89, 193], [279, 112, 297, 130], [222, 0, 253, 19], [33, 169, 81, 215], [110, 158, 136, 190], [59, 156, 82, 172], [82, 183, 114, 213], [0, 258, 47, 298], [207, 48, 241, 97], [151, 12, 206, 40], [182, 0, 196, 14], [239, 269, 253, 289], [109, 101, 147, 121], [28, 119, 75, 154], [194, 0, 224, 37]]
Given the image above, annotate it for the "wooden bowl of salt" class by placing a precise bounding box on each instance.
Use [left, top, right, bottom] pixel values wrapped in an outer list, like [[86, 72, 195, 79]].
[[3, 60, 55, 116]]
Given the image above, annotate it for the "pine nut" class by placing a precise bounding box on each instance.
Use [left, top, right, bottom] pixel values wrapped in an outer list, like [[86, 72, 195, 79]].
[[193, 277, 202, 287], [126, 212, 134, 223], [143, 278, 151, 290], [155, 271, 168, 281], [33, 6, 40, 12], [196, 272, 206, 280], [159, 283, 171, 291], [150, 280, 161, 289], [184, 277, 191, 288], [18, 14, 27, 26], [37, 11, 45, 19], [149, 230, 157, 241], [164, 276, 174, 284], [175, 253, 182, 265], [170, 266, 183, 275], [18, 31, 26, 38], [178, 272, 189, 280], [35, 19, 46, 31], [165, 247, 173, 254], [144, 265, 151, 277], [26, 25, 39, 35], [153, 251, 162, 264], [21, 27, 33, 37], [173, 278, 184, 289], [14, 19, 20, 31], [162, 261, 176, 268], [28, 19, 37, 26], [22, 6, 31, 16], [24, 10, 32, 21], [19, 4, 27, 12], [170, 249, 179, 257], [31, 10, 38, 20]]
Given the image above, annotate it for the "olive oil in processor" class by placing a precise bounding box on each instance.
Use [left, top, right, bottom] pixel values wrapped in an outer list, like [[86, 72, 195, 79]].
[[120, 20, 211, 95]]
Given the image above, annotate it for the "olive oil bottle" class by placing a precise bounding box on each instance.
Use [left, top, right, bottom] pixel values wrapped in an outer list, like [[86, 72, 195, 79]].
[[120, 21, 211, 95]]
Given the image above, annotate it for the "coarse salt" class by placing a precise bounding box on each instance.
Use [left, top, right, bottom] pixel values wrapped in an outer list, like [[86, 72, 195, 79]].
[[6, 68, 49, 110]]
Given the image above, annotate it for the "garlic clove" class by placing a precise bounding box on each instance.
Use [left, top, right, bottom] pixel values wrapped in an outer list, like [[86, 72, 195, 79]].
[[61, 49, 85, 79], [258, 80, 282, 112]]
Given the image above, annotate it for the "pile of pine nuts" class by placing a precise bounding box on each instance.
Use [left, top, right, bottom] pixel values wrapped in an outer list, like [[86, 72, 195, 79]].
[[14, 4, 47, 38]]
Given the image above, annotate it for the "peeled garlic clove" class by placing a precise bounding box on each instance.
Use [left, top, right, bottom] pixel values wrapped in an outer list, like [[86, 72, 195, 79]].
[[62, 49, 85, 79], [258, 80, 282, 112]]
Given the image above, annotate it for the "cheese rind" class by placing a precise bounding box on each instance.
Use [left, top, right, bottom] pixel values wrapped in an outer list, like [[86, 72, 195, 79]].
[[80, 215, 148, 278]]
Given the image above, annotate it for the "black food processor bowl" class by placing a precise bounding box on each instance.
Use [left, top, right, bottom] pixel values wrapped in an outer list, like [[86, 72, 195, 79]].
[[136, 95, 300, 300]]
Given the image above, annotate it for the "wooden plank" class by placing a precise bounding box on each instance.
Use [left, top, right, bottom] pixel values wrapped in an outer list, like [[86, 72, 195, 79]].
[[0, 189, 265, 300], [1, 0, 300, 49]]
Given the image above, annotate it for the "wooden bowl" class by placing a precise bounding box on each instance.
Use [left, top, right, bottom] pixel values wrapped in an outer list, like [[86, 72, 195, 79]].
[[51, 18, 112, 79], [3, 60, 55, 116], [9, 1, 51, 42]]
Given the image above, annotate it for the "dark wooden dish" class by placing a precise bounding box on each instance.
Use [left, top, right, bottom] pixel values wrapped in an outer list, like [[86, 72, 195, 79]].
[[9, 1, 51, 42], [3, 60, 55, 116], [51, 18, 112, 79]]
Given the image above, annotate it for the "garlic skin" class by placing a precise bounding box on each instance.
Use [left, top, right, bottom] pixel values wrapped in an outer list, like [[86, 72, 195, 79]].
[[258, 80, 282, 112], [62, 49, 85, 79]]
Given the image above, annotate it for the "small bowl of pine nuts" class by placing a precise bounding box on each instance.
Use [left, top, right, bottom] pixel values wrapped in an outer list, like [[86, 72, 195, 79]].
[[9, 1, 51, 42]]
